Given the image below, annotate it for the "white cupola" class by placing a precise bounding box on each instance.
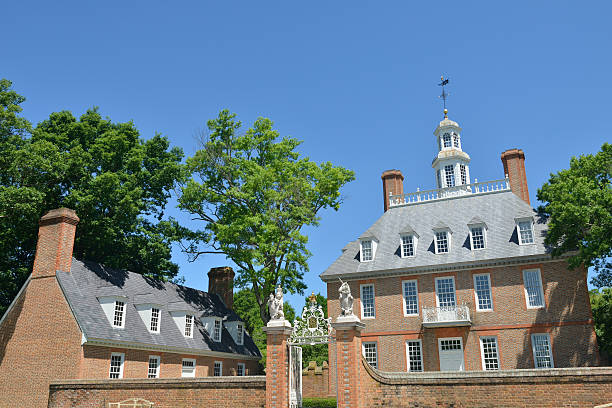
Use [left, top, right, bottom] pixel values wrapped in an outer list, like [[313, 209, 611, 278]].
[[432, 109, 471, 189]]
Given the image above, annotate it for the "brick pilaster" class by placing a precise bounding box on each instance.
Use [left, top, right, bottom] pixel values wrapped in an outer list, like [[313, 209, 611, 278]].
[[263, 323, 292, 408], [332, 318, 366, 408]]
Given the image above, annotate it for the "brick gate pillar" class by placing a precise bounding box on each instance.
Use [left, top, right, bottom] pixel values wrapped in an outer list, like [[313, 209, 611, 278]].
[[332, 317, 366, 408], [263, 320, 292, 408]]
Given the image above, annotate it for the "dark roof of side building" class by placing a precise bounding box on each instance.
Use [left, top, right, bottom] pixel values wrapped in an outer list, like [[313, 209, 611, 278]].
[[57, 259, 260, 358], [320, 190, 549, 281]]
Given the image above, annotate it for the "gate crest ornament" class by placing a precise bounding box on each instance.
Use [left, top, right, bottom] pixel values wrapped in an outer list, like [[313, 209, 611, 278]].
[[288, 292, 332, 345]]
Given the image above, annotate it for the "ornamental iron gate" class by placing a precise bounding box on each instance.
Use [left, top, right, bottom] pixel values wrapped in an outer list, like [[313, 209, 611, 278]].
[[287, 293, 333, 408]]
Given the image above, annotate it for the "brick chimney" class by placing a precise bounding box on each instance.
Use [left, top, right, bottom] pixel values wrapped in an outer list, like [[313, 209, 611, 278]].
[[501, 148, 530, 205], [208, 266, 235, 309], [31, 208, 79, 279], [381, 169, 404, 212]]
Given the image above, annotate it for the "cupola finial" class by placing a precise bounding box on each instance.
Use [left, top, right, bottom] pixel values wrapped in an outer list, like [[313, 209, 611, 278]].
[[438, 75, 450, 118]]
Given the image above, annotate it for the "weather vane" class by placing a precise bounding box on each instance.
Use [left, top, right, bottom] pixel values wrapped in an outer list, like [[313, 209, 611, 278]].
[[438, 75, 449, 118]]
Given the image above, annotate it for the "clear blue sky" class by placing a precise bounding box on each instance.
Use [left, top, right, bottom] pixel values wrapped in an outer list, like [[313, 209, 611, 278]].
[[3, 1, 610, 309]]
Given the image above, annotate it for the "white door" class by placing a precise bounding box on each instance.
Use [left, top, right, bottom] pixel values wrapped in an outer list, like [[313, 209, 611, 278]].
[[438, 338, 464, 371]]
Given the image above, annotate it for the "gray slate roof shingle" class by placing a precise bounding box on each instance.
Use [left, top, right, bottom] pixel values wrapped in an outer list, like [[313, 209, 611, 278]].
[[57, 259, 260, 358], [320, 190, 549, 281]]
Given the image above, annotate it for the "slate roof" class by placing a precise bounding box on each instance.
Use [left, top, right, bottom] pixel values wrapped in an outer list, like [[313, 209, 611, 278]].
[[320, 190, 549, 281], [57, 259, 260, 358]]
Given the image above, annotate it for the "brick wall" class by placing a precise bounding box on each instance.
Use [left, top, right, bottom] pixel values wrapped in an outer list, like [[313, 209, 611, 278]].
[[80, 345, 259, 379], [360, 358, 612, 408], [48, 377, 266, 408], [302, 361, 332, 398]]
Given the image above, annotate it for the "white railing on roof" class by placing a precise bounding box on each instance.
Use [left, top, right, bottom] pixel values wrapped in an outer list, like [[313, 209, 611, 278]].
[[389, 177, 510, 207]]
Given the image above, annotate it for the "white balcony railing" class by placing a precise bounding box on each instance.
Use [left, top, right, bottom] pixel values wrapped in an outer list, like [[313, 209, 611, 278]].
[[422, 305, 472, 327], [389, 178, 510, 208]]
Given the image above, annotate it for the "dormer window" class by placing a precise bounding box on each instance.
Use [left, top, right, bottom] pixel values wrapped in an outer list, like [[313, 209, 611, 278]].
[[237, 323, 244, 345], [401, 234, 416, 258], [360, 239, 374, 262], [184, 314, 194, 337], [213, 318, 222, 342], [113, 301, 125, 328], [434, 231, 450, 254], [516, 218, 535, 245], [150, 307, 160, 333], [443, 133, 452, 148], [470, 226, 486, 250]]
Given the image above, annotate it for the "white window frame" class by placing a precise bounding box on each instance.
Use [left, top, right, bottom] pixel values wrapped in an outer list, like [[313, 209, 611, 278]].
[[212, 318, 222, 342], [400, 234, 416, 258], [236, 323, 244, 345], [469, 225, 487, 250], [181, 358, 196, 378], [148, 355, 160, 378], [214, 361, 223, 376], [473, 273, 493, 311], [442, 132, 452, 149], [405, 340, 424, 372], [479, 336, 500, 371], [150, 307, 161, 333], [531, 333, 554, 369], [523, 268, 545, 309], [435, 276, 457, 308], [184, 314, 194, 338], [112, 300, 126, 328], [109, 352, 125, 379], [516, 218, 535, 245], [401, 279, 419, 316], [444, 164, 455, 187], [434, 230, 451, 254], [362, 342, 378, 369], [459, 163, 467, 185], [360, 239, 375, 262], [237, 362, 246, 376], [360, 283, 375, 319]]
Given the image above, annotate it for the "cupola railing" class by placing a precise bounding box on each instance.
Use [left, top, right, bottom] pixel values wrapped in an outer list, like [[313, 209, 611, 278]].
[[389, 177, 510, 208]]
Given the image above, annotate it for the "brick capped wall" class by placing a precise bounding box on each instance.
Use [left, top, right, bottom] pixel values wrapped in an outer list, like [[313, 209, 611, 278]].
[[48, 377, 266, 408], [360, 358, 612, 408], [302, 361, 333, 398]]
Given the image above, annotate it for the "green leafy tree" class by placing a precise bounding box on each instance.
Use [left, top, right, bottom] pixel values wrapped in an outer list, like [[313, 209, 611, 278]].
[[0, 79, 185, 316], [233, 289, 295, 367], [299, 293, 329, 368], [537, 143, 612, 288], [590, 288, 612, 360], [178, 110, 354, 324]]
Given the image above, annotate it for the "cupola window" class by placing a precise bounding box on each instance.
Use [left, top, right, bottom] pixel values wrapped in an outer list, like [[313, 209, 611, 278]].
[[443, 133, 452, 148], [444, 165, 455, 187], [460, 164, 467, 185], [452, 132, 460, 148]]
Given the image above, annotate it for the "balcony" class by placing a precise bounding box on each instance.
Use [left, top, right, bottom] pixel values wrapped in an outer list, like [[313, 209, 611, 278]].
[[422, 305, 472, 328]]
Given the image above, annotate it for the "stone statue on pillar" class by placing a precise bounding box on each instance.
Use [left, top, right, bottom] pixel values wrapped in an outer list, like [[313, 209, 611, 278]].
[[267, 285, 286, 322], [339, 279, 354, 317]]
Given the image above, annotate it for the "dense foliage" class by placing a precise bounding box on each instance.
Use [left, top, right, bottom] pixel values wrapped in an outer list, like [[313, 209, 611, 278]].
[[302, 397, 337, 408], [178, 110, 354, 324], [537, 143, 612, 288], [0, 79, 184, 316], [590, 288, 612, 360]]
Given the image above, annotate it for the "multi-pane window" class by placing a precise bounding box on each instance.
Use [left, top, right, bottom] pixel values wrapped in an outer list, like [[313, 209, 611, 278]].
[[150, 308, 160, 332], [214, 361, 222, 376], [471, 226, 485, 250], [401, 235, 415, 257], [148, 355, 160, 378], [184, 314, 193, 337], [237, 363, 245, 376], [213, 319, 222, 342], [436, 277, 456, 308], [435, 231, 449, 254], [523, 269, 545, 308], [237, 323, 244, 345], [361, 240, 373, 261], [402, 280, 419, 316], [518, 220, 534, 244], [443, 133, 452, 148], [452, 132, 460, 148], [406, 340, 423, 372], [113, 301, 125, 327], [360, 284, 375, 318], [444, 165, 455, 187], [437, 170, 442, 189], [531, 334, 554, 368], [459, 164, 467, 185], [474, 274, 493, 311], [362, 342, 378, 369], [109, 353, 124, 379], [440, 338, 462, 351], [182, 359, 196, 377], [480, 337, 500, 370]]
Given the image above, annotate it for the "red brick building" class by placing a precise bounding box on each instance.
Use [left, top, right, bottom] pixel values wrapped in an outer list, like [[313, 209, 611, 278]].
[[0, 208, 260, 408], [322, 112, 600, 379]]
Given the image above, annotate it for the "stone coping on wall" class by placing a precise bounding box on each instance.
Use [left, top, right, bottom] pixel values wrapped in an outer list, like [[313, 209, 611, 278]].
[[361, 357, 612, 385], [49, 376, 266, 390]]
